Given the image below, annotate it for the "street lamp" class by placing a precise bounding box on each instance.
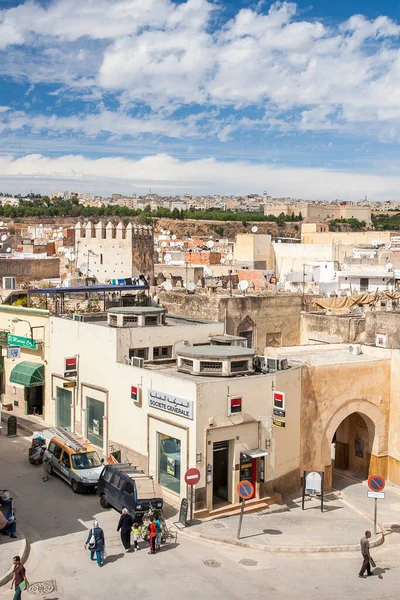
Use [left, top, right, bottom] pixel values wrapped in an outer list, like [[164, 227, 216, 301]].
[[12, 317, 44, 341]]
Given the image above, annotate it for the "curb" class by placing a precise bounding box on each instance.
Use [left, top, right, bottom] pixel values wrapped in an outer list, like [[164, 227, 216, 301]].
[[1, 414, 45, 436], [174, 524, 384, 554], [0, 535, 30, 587]]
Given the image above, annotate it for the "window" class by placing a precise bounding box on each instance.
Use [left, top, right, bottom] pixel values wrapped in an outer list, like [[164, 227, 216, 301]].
[[56, 387, 72, 430], [103, 468, 113, 483], [200, 361, 222, 372], [124, 481, 134, 495], [112, 474, 122, 489], [129, 347, 149, 360], [158, 433, 181, 494], [153, 346, 172, 359], [86, 397, 104, 447], [48, 441, 56, 454], [145, 315, 158, 326], [61, 452, 70, 468], [231, 360, 248, 372], [71, 451, 101, 470], [238, 330, 253, 348], [52, 444, 63, 460]]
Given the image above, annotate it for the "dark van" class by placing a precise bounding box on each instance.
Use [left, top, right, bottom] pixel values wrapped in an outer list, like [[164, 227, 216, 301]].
[[97, 463, 163, 520]]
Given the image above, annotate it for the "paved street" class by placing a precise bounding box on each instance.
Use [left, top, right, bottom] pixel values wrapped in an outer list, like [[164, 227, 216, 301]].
[[1, 432, 400, 600]]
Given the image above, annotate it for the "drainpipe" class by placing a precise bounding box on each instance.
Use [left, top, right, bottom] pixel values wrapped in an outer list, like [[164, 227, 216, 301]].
[[224, 308, 227, 334]]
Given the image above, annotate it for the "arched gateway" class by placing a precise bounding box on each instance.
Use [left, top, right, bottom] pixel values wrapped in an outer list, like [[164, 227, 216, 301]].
[[321, 400, 388, 490]]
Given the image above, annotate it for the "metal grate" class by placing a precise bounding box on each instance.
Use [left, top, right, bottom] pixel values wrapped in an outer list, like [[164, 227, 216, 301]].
[[230, 360, 248, 372], [200, 361, 222, 373]]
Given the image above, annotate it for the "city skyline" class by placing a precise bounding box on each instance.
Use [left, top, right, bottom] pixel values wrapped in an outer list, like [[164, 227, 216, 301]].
[[1, 0, 400, 198]]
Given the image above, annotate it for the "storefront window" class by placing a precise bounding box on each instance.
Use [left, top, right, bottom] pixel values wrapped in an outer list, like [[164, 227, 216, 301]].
[[57, 387, 71, 430], [158, 433, 181, 494], [86, 397, 104, 447]]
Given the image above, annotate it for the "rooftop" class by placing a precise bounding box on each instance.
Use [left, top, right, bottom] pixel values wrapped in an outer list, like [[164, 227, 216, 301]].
[[178, 345, 255, 359], [272, 344, 391, 367], [107, 307, 164, 315]]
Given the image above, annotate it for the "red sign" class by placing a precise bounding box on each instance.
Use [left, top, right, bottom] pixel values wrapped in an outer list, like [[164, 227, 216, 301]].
[[368, 475, 385, 492], [273, 391, 285, 410], [65, 357, 77, 372], [228, 396, 242, 416], [184, 468, 201, 486], [131, 385, 138, 402], [237, 480, 254, 500]]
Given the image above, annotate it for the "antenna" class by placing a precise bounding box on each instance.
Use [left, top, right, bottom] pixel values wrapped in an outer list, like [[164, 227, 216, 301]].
[[172, 234, 177, 241], [342, 264, 348, 271], [161, 241, 167, 248], [1, 235, 7, 242], [251, 226, 258, 233]]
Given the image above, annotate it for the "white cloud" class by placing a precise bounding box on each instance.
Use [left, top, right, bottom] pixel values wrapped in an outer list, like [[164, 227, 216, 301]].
[[0, 152, 399, 200]]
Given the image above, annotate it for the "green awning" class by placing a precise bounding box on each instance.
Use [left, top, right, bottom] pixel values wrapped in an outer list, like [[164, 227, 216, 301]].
[[9, 361, 44, 387]]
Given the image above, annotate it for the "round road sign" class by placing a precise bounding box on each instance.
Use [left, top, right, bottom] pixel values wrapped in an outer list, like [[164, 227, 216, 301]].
[[184, 468, 201, 486], [237, 480, 254, 500], [368, 475, 385, 492]]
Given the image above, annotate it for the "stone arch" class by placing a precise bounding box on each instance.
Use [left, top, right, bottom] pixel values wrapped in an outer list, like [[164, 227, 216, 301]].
[[321, 399, 388, 469], [237, 316, 256, 348]]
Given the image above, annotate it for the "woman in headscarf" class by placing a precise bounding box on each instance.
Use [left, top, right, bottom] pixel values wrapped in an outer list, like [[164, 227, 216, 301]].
[[84, 520, 105, 567], [117, 509, 134, 552]]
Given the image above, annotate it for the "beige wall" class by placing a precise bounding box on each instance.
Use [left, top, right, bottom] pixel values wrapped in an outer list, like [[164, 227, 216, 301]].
[[234, 234, 273, 269], [273, 243, 334, 278], [300, 313, 366, 345], [301, 229, 391, 245]]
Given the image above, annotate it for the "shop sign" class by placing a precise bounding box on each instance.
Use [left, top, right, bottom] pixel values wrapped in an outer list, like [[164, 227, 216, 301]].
[[376, 331, 387, 348], [228, 395, 242, 416], [131, 385, 140, 403], [148, 389, 193, 420], [273, 418, 285, 428], [0, 330, 8, 346], [65, 357, 77, 377], [8, 334, 37, 350], [273, 391, 285, 410], [63, 381, 76, 389], [167, 457, 176, 476]]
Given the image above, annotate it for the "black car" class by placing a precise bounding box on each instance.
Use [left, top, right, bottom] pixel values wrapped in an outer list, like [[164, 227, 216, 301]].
[[97, 463, 163, 520]]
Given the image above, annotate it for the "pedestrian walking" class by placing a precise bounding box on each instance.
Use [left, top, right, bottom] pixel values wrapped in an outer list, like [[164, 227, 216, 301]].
[[42, 448, 51, 482], [359, 530, 374, 578], [10, 556, 27, 600], [117, 508, 134, 552], [148, 515, 157, 555], [84, 520, 105, 567], [155, 514, 162, 551], [132, 522, 142, 552]]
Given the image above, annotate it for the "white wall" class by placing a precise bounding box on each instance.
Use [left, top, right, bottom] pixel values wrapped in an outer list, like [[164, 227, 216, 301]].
[[273, 243, 334, 279]]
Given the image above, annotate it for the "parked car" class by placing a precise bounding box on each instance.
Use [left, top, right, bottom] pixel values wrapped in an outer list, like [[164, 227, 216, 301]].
[[97, 463, 163, 520], [44, 428, 104, 493]]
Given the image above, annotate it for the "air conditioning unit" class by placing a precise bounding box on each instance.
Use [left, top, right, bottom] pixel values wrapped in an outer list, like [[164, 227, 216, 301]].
[[265, 357, 290, 371], [349, 344, 362, 356], [254, 355, 268, 373], [3, 277, 16, 290], [130, 357, 144, 368]]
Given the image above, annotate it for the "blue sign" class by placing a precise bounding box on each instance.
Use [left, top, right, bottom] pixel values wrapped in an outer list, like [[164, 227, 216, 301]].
[[237, 480, 254, 500], [368, 475, 385, 492]]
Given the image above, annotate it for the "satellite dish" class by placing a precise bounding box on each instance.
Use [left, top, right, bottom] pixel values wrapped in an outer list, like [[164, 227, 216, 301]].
[[6, 247, 11, 253], [39, 224, 43, 227], [64, 252, 71, 261], [209, 235, 213, 239], [58, 226, 63, 231], [69, 253, 76, 262], [166, 230, 171, 235], [227, 253, 233, 261], [0, 221, 4, 226], [251, 226, 258, 233], [1, 235, 7, 242], [387, 262, 393, 271], [52, 233, 57, 238], [342, 264, 348, 271], [203, 266, 210, 276], [156, 248, 161, 253], [161, 241, 167, 248], [187, 282, 196, 292], [220, 258, 226, 264], [161, 281, 173, 291], [79, 262, 89, 275], [57, 232, 63, 239], [172, 234, 177, 240], [164, 253, 172, 263], [238, 280, 249, 291], [207, 240, 214, 249]]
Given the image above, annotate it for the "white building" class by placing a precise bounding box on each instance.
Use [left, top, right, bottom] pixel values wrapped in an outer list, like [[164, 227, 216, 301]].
[[49, 307, 301, 513]]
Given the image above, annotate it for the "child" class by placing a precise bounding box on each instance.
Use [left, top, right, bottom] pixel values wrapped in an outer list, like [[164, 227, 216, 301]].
[[155, 515, 162, 551], [132, 523, 141, 552], [148, 516, 157, 555]]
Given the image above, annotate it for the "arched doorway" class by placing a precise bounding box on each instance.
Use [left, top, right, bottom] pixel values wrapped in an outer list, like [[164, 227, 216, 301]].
[[332, 412, 372, 480], [321, 400, 388, 491]]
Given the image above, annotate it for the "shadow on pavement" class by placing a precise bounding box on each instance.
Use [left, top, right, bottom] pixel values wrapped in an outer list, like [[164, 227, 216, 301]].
[[373, 566, 390, 580], [104, 553, 124, 565], [158, 542, 179, 552]]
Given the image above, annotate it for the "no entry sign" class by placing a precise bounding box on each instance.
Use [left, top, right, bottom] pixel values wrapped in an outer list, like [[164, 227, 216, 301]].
[[184, 468, 200, 486], [368, 475, 385, 492]]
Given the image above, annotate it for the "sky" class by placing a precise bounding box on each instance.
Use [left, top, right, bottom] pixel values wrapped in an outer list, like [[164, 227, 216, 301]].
[[1, 0, 400, 199]]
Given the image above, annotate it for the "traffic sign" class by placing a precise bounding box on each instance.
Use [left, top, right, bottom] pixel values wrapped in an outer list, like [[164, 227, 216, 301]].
[[368, 491, 385, 499], [368, 475, 385, 492], [237, 480, 254, 500], [184, 468, 201, 486]]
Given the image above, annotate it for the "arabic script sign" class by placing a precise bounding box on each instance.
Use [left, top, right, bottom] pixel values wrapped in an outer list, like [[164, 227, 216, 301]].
[[148, 389, 193, 420], [7, 334, 37, 350]]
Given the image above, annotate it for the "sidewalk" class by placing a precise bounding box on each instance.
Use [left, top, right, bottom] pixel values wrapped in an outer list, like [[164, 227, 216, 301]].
[[1, 412, 48, 437], [172, 488, 384, 553], [0, 535, 29, 587]]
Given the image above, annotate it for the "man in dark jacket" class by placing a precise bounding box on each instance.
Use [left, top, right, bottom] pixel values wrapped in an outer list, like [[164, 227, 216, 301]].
[[84, 520, 105, 567], [117, 508, 134, 552]]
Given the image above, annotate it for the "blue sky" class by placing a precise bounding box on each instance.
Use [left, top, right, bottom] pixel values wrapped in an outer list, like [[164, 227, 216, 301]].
[[1, 0, 400, 198]]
